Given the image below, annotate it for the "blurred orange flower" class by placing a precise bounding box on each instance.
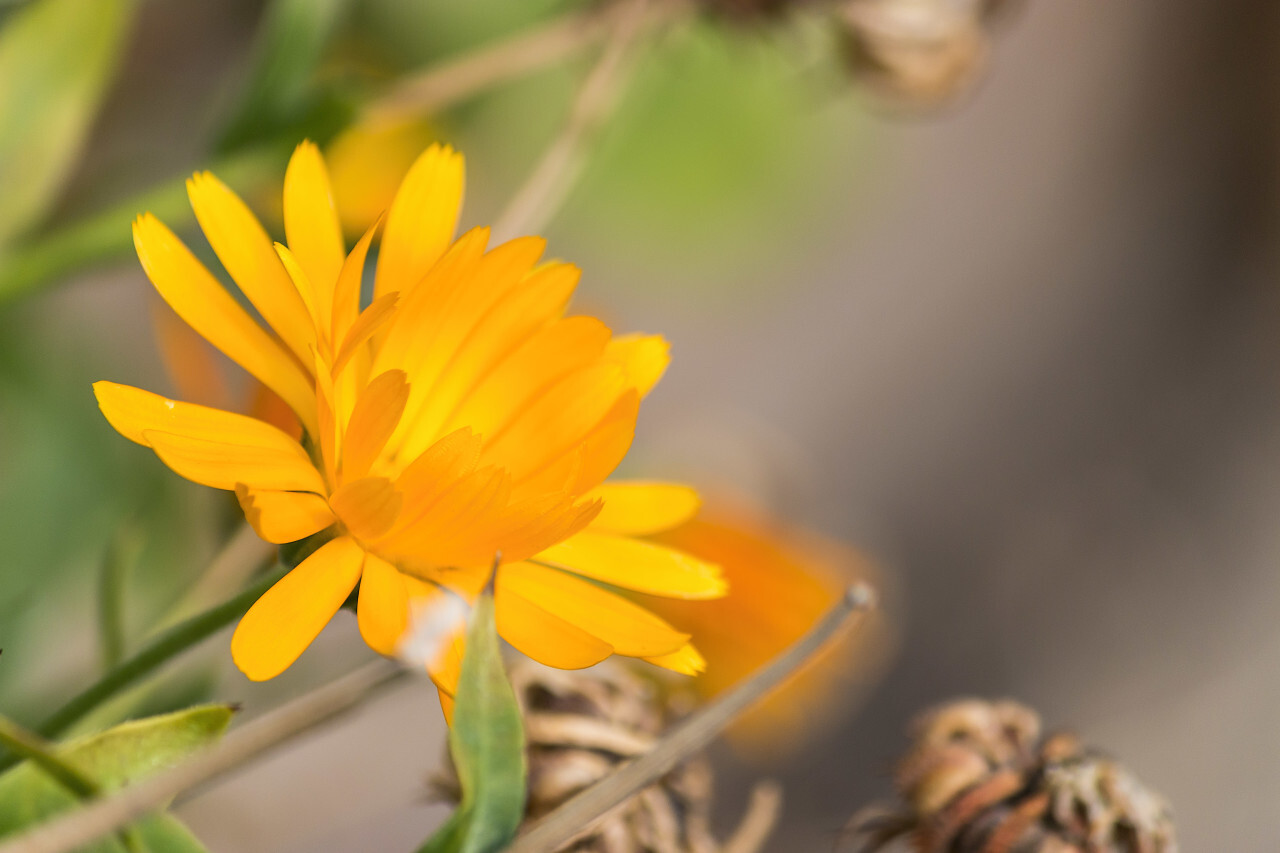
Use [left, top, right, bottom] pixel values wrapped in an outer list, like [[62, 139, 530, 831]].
[[642, 497, 893, 757]]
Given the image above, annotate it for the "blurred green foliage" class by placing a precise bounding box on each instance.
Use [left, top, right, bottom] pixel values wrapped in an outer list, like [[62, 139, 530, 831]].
[[0, 704, 232, 851], [0, 0, 137, 247], [0, 305, 219, 723], [217, 0, 356, 153]]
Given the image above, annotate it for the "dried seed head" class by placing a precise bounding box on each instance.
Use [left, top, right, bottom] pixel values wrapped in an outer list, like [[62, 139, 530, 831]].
[[836, 0, 1020, 106], [846, 698, 1178, 853], [433, 660, 780, 853]]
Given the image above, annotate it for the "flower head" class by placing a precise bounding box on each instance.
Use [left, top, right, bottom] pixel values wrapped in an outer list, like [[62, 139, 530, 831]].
[[95, 141, 725, 709]]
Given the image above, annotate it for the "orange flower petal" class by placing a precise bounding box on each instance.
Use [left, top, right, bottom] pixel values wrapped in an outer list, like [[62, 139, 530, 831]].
[[535, 531, 726, 600], [231, 536, 365, 681], [342, 370, 409, 481], [330, 477, 403, 541], [499, 561, 688, 657], [605, 333, 670, 397], [644, 642, 706, 676], [374, 143, 464, 301], [187, 171, 316, 367], [495, 569, 613, 669], [132, 215, 316, 433], [236, 486, 335, 544], [145, 429, 325, 493], [330, 217, 381, 348], [283, 140, 345, 317], [586, 481, 702, 536], [357, 553, 409, 656]]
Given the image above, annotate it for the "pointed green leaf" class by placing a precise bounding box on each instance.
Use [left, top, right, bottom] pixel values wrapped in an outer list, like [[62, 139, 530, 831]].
[[0, 0, 137, 247], [418, 593, 526, 853], [0, 705, 232, 850]]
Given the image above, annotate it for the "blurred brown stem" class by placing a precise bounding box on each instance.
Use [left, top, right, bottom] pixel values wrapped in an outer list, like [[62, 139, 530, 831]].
[[365, 0, 687, 123], [160, 523, 274, 627], [492, 0, 660, 242]]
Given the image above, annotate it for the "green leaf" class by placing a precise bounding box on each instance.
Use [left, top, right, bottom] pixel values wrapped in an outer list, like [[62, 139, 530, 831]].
[[0, 705, 233, 851], [0, 0, 137, 247], [217, 0, 355, 153], [418, 593, 526, 853]]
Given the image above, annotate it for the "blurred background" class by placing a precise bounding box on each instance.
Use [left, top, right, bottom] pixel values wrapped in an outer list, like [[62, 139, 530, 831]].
[[1, 0, 1278, 850]]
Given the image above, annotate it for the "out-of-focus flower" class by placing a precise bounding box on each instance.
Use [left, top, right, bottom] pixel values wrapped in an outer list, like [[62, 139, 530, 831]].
[[325, 117, 438, 237], [94, 141, 726, 713], [641, 497, 892, 757], [435, 660, 781, 853], [846, 698, 1179, 853]]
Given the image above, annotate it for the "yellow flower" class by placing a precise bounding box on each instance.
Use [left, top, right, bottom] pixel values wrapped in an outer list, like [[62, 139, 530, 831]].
[[94, 141, 725, 711]]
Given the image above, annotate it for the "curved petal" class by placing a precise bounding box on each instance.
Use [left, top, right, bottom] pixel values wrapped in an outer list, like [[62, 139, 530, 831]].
[[231, 537, 365, 681], [132, 215, 316, 433], [499, 561, 687, 658], [342, 370, 409, 480], [412, 264, 583, 449], [145, 429, 326, 493], [357, 554, 409, 655], [444, 314, 610, 443], [569, 391, 639, 494], [329, 477, 403, 540], [480, 363, 629, 482], [389, 236, 548, 458], [94, 382, 324, 493], [94, 381, 298, 448], [495, 569, 613, 669], [374, 143, 464, 300], [283, 140, 345, 315], [644, 642, 706, 676], [586, 482, 702, 536], [605, 333, 670, 397], [236, 486, 335, 544], [331, 218, 381, 348], [535, 531, 726, 601], [187, 171, 316, 366]]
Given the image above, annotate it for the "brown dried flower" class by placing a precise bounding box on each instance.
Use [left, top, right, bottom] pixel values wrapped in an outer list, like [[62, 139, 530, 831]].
[[435, 660, 780, 853], [846, 698, 1178, 853]]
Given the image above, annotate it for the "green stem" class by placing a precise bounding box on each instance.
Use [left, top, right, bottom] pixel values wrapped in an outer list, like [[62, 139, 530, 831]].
[[0, 715, 99, 797], [4, 562, 290, 767], [0, 715, 145, 853]]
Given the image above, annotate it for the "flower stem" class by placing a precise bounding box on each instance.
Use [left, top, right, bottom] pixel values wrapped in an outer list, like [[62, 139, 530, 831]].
[[0, 715, 99, 797], [0, 562, 291, 771]]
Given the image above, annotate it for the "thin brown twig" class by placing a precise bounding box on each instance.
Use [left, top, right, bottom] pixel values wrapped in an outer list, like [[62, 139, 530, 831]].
[[365, 1, 649, 122], [492, 0, 669, 242], [0, 659, 406, 853], [723, 781, 784, 853], [508, 584, 877, 853]]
